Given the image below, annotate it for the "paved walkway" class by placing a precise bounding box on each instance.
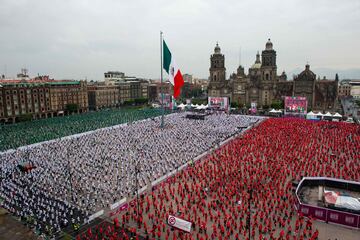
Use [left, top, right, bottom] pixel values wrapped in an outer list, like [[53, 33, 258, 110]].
[[314, 220, 359, 240], [0, 208, 38, 240]]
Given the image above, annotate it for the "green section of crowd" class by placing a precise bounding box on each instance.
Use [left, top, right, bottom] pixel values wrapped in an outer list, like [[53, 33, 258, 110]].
[[0, 108, 170, 152]]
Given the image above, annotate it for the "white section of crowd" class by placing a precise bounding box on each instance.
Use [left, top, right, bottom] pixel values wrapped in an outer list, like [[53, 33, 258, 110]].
[[0, 112, 263, 235]]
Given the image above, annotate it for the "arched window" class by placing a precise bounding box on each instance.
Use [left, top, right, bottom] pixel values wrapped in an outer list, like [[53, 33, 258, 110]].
[[214, 75, 217, 81], [266, 73, 269, 80]]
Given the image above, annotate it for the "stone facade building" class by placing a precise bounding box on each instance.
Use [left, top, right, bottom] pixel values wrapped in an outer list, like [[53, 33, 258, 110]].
[[0, 81, 51, 123], [88, 85, 119, 110], [338, 81, 352, 97], [208, 40, 339, 111], [48, 80, 88, 114], [207, 43, 232, 99], [0, 78, 88, 123]]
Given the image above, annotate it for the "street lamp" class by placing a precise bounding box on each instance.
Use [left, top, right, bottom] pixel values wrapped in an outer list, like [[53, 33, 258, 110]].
[[134, 162, 141, 220], [66, 145, 75, 203], [248, 188, 253, 240]]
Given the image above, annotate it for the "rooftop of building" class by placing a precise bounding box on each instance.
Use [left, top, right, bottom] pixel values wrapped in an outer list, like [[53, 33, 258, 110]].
[[0, 79, 81, 87]]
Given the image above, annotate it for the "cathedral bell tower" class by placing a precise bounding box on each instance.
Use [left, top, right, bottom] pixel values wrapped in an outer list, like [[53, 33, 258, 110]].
[[261, 39, 277, 81], [209, 42, 226, 82]]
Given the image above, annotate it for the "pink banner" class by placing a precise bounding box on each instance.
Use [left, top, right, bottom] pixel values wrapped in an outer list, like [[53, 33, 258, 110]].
[[109, 203, 129, 217]]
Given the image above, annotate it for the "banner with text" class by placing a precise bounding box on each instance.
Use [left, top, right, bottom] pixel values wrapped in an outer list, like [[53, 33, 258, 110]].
[[167, 215, 192, 233], [284, 96, 308, 115], [208, 97, 229, 110]]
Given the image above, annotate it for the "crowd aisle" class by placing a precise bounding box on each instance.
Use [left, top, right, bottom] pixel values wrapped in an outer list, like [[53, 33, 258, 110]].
[[0, 113, 261, 237], [108, 118, 359, 240]]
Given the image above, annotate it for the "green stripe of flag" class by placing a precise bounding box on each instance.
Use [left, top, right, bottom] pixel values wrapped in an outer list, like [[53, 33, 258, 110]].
[[163, 40, 172, 73]]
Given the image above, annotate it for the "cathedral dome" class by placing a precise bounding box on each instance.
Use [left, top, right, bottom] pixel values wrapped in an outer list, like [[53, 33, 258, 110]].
[[251, 63, 262, 69], [296, 64, 316, 81], [265, 38, 273, 50], [214, 42, 221, 54], [251, 51, 261, 69]]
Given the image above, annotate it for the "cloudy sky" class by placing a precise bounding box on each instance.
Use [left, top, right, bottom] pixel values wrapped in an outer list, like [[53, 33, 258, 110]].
[[0, 0, 359, 80]]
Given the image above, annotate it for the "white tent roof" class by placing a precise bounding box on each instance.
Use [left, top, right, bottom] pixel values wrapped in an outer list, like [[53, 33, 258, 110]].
[[307, 111, 315, 116], [178, 103, 186, 108], [324, 112, 333, 117], [333, 112, 342, 117], [269, 109, 277, 113], [315, 112, 323, 116]]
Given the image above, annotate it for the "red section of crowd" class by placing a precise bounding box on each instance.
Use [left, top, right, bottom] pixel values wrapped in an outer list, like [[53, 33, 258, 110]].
[[76, 219, 140, 240], [79, 118, 360, 240]]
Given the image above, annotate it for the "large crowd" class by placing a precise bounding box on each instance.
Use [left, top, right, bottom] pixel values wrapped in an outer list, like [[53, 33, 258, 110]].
[[0, 112, 262, 237], [0, 108, 170, 151], [103, 118, 359, 240]]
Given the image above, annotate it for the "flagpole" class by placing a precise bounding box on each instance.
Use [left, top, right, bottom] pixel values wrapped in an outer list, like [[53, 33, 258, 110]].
[[160, 31, 165, 128]]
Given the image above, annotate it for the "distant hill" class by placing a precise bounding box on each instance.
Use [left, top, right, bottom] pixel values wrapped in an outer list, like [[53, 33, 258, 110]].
[[287, 68, 360, 80]]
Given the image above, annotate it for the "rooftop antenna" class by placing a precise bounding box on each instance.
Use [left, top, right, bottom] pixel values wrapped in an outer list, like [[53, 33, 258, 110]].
[[239, 47, 241, 66]]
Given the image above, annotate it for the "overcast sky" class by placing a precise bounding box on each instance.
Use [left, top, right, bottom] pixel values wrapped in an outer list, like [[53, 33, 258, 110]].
[[0, 0, 359, 80]]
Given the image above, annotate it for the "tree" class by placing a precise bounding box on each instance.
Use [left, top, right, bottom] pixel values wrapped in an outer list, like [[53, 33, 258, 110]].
[[231, 102, 239, 108], [66, 104, 78, 113], [134, 98, 148, 105], [270, 100, 284, 109], [18, 113, 33, 122], [262, 105, 270, 110], [355, 99, 360, 107], [123, 100, 135, 106]]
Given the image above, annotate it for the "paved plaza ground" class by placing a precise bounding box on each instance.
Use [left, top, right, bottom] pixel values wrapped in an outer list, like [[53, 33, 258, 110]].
[[0, 208, 38, 240]]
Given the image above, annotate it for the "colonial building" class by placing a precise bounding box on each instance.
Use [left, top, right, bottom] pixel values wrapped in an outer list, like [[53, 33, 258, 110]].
[[182, 74, 193, 84], [207, 43, 232, 99], [338, 81, 352, 97], [0, 77, 88, 123], [208, 40, 339, 111], [48, 80, 88, 114], [87, 84, 119, 110], [0, 80, 51, 123], [104, 71, 125, 85], [88, 78, 149, 109], [350, 80, 360, 99]]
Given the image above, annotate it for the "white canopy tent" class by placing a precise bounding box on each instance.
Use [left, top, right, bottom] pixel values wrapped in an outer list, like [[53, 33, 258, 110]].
[[324, 112, 333, 117], [178, 103, 186, 109], [307, 111, 315, 116], [269, 109, 277, 113], [333, 112, 342, 118], [306, 111, 317, 120]]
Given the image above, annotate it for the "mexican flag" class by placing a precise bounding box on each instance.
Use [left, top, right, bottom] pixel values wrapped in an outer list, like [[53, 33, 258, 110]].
[[163, 40, 184, 98]]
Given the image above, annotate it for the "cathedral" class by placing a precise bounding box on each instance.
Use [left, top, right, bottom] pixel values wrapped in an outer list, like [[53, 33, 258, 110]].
[[207, 39, 339, 112]]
